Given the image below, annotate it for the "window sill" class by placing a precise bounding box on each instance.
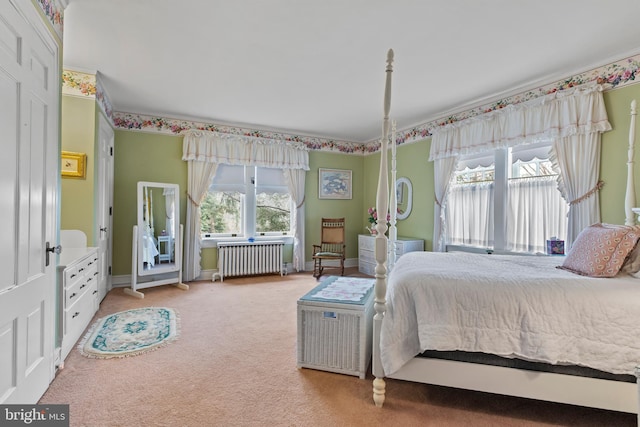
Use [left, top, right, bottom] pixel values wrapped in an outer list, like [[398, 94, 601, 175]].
[[201, 235, 294, 249], [445, 245, 548, 256]]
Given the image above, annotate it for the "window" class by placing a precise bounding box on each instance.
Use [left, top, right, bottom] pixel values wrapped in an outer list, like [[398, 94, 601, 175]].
[[446, 141, 568, 253], [255, 167, 291, 234], [200, 165, 292, 238]]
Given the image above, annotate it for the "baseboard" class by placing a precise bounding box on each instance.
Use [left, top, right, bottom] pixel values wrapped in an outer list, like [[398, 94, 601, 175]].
[[112, 258, 358, 287], [303, 257, 358, 273]]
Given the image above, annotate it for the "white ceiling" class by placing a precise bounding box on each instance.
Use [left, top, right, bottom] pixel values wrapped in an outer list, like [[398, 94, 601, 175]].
[[63, 0, 640, 142]]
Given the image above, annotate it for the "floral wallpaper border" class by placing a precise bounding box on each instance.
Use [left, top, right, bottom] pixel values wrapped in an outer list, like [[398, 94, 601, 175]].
[[66, 52, 640, 154], [62, 70, 96, 98], [36, 0, 64, 41], [389, 53, 640, 151], [62, 69, 114, 123], [112, 112, 366, 154]]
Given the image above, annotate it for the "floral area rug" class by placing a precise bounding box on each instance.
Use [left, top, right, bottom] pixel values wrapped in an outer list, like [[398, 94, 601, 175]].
[[79, 307, 179, 359]]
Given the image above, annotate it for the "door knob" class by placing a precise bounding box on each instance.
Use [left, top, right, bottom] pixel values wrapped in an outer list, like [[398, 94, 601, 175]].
[[100, 227, 108, 233], [45, 241, 62, 266]]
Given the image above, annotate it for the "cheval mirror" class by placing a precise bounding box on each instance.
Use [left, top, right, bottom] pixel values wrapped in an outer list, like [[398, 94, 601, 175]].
[[124, 181, 188, 298]]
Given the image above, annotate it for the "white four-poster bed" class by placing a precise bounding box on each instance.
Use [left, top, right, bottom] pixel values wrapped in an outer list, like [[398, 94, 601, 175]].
[[371, 49, 640, 419]]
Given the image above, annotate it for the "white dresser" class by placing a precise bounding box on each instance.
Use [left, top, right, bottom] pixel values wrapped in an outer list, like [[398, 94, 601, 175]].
[[358, 234, 424, 276], [57, 231, 100, 363]]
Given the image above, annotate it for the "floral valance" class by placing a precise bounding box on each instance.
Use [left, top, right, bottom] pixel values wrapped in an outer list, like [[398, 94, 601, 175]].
[[182, 129, 310, 170], [429, 84, 612, 161]]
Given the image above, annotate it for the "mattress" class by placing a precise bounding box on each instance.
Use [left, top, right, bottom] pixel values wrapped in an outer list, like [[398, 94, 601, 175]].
[[380, 251, 640, 377]]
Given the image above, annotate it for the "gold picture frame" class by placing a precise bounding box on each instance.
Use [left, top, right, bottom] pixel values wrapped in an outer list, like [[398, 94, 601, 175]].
[[61, 151, 86, 178]]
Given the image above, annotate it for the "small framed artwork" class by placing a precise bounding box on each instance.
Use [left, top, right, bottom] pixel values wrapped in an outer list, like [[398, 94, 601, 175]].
[[61, 151, 86, 178], [318, 168, 352, 200]]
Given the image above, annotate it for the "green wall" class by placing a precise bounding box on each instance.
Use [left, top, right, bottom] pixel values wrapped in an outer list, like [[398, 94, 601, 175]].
[[108, 82, 640, 277], [111, 138, 366, 275], [60, 95, 96, 243], [112, 130, 187, 275], [363, 140, 434, 250], [600, 84, 640, 225], [306, 152, 364, 260]]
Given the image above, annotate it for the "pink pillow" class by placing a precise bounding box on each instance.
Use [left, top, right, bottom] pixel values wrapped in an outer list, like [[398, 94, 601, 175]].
[[621, 240, 640, 274], [558, 223, 640, 277]]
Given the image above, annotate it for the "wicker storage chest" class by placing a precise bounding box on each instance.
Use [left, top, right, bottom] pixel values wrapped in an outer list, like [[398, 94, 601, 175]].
[[297, 276, 375, 379]]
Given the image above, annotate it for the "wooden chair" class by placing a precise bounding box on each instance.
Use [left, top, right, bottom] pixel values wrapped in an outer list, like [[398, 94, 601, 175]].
[[312, 218, 346, 279]]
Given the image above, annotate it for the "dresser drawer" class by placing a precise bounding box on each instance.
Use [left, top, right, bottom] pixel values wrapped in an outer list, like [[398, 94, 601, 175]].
[[359, 248, 374, 264], [64, 265, 82, 287], [358, 235, 375, 251], [66, 268, 96, 308], [359, 260, 376, 276], [395, 239, 424, 255], [63, 280, 97, 339], [58, 246, 100, 362]]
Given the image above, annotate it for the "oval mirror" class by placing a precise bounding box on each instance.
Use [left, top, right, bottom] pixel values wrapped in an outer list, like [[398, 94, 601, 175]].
[[137, 181, 180, 276], [396, 177, 412, 220]]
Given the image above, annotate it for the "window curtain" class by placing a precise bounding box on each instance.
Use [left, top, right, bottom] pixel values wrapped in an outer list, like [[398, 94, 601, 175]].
[[163, 188, 176, 238], [550, 132, 602, 249], [507, 176, 569, 253], [433, 157, 458, 251], [182, 129, 309, 281], [430, 84, 611, 248], [446, 180, 495, 248], [184, 161, 218, 282], [283, 168, 306, 271]]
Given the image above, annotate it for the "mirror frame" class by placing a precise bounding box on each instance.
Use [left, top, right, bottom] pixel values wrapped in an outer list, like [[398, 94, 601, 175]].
[[396, 177, 412, 221], [137, 181, 180, 276]]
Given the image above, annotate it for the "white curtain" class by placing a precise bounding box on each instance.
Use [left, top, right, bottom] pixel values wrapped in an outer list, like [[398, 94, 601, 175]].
[[446, 181, 495, 248], [507, 176, 569, 253], [550, 132, 602, 249], [433, 157, 458, 251], [183, 161, 218, 282], [283, 169, 306, 271], [430, 84, 611, 249], [182, 129, 309, 281], [182, 130, 309, 169], [429, 84, 611, 161], [163, 188, 176, 238]]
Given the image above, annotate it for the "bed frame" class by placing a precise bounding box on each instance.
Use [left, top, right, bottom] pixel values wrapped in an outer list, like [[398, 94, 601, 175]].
[[370, 50, 640, 418]]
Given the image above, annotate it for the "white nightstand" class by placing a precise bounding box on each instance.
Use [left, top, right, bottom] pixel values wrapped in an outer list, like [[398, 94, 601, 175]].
[[358, 234, 424, 276], [157, 235, 173, 263]]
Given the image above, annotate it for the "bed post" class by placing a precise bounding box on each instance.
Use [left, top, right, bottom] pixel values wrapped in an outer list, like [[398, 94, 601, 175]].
[[388, 120, 398, 270], [626, 99, 637, 226], [373, 49, 394, 408]]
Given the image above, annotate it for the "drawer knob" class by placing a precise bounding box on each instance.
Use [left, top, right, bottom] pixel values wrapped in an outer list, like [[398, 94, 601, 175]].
[[72, 312, 80, 319], [69, 292, 77, 299], [80, 284, 86, 289], [70, 274, 76, 279]]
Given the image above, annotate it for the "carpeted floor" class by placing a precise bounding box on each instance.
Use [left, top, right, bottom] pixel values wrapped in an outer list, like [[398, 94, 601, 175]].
[[39, 269, 635, 427]]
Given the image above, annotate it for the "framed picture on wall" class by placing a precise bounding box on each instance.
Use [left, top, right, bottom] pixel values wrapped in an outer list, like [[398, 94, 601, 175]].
[[61, 151, 87, 178], [318, 168, 352, 200]]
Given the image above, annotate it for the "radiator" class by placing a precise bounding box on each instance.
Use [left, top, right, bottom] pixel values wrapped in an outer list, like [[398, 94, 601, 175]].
[[212, 240, 284, 282]]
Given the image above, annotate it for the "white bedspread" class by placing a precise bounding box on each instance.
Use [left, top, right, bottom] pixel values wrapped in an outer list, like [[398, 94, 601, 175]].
[[380, 251, 640, 376]]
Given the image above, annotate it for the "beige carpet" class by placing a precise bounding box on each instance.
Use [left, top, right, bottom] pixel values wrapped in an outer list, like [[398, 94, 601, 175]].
[[39, 269, 634, 427]]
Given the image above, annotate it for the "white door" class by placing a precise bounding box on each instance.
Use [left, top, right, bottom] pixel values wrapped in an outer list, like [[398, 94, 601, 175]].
[[0, 0, 59, 403], [96, 113, 114, 301]]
